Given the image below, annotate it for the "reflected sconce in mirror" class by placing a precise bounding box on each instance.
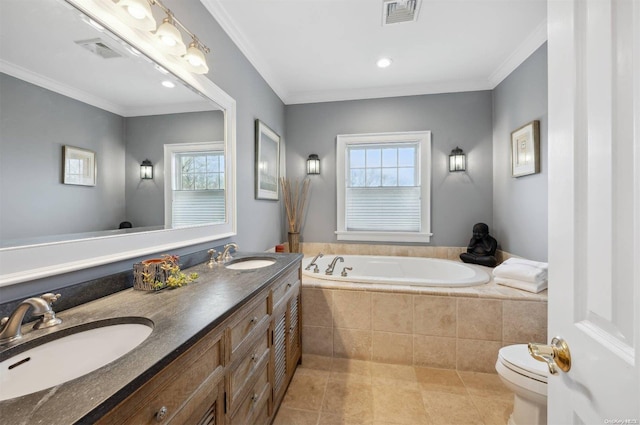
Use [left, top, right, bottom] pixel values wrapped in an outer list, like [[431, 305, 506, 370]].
[[140, 159, 154, 179], [307, 154, 320, 175], [114, 0, 210, 74], [449, 147, 466, 172]]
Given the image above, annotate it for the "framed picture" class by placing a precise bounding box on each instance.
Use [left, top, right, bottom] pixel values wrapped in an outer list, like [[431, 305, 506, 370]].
[[63, 145, 96, 186], [255, 119, 280, 200], [511, 120, 540, 177]]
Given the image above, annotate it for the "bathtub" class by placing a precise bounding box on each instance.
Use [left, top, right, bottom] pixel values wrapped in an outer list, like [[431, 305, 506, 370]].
[[302, 255, 490, 287]]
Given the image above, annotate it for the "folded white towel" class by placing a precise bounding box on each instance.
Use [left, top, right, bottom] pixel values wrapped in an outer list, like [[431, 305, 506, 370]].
[[494, 277, 548, 293], [493, 264, 547, 283], [501, 257, 548, 270]]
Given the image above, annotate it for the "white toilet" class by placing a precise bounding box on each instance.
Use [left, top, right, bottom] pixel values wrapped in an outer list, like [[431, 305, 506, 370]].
[[495, 344, 548, 425]]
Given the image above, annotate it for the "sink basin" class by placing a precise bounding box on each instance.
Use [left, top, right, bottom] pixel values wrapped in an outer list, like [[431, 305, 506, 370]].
[[0, 317, 153, 401], [225, 257, 276, 270]]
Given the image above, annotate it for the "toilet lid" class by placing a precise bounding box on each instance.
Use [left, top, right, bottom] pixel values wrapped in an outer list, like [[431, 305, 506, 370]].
[[498, 344, 548, 382]]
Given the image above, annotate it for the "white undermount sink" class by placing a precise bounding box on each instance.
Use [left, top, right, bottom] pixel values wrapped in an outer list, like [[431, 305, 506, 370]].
[[0, 318, 153, 401], [225, 257, 276, 270]]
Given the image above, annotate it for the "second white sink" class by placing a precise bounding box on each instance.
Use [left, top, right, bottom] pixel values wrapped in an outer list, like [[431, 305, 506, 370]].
[[0, 318, 153, 401]]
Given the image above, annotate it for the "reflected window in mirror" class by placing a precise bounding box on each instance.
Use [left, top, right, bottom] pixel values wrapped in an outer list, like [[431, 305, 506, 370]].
[[165, 142, 225, 228]]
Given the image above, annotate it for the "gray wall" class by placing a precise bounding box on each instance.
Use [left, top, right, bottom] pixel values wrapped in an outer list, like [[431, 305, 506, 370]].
[[124, 111, 224, 227], [492, 44, 548, 261], [284, 91, 494, 247], [0, 73, 126, 242]]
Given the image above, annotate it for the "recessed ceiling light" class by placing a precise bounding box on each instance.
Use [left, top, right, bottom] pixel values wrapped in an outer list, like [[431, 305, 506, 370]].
[[377, 58, 393, 68], [161, 80, 176, 88]]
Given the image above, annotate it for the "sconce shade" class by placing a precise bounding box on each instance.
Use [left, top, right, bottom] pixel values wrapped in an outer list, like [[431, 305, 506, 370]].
[[140, 159, 154, 179], [307, 154, 320, 175], [116, 0, 156, 31], [449, 147, 466, 172], [184, 41, 209, 74], [156, 16, 187, 56]]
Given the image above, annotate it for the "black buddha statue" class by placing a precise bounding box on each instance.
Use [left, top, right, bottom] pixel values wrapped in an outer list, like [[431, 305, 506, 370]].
[[459, 222, 498, 267]]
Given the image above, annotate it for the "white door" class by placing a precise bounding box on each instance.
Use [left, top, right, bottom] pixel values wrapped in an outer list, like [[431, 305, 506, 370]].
[[547, 0, 640, 423]]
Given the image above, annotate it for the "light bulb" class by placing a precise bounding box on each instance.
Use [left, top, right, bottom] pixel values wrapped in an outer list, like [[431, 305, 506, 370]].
[[155, 16, 186, 55], [377, 57, 392, 68], [185, 42, 204, 66], [127, 4, 146, 19]]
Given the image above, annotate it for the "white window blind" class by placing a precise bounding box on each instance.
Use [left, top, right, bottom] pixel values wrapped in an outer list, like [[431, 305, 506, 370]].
[[346, 187, 421, 231], [172, 190, 225, 227]]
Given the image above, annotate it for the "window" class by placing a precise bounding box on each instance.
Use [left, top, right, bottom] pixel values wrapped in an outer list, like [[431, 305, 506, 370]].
[[336, 131, 432, 243], [164, 142, 226, 228]]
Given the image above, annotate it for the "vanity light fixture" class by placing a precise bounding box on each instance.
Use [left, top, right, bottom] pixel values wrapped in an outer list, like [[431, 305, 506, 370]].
[[161, 80, 175, 88], [113, 0, 211, 74], [155, 13, 186, 56], [449, 146, 466, 172], [140, 159, 154, 179], [307, 154, 320, 175], [115, 0, 156, 31]]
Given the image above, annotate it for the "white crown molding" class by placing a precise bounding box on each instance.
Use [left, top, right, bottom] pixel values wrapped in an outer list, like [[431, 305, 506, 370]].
[[488, 19, 548, 88], [0, 59, 125, 115], [199, 0, 290, 103], [285, 80, 493, 105]]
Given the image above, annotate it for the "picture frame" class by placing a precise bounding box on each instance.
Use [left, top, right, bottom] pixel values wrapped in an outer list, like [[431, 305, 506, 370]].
[[255, 119, 280, 200], [511, 120, 540, 178], [63, 145, 96, 186]]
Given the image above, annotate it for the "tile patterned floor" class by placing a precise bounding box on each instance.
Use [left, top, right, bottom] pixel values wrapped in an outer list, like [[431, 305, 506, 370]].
[[273, 355, 514, 425]]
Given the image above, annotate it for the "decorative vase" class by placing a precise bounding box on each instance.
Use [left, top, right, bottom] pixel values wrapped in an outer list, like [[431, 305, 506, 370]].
[[288, 232, 300, 253]]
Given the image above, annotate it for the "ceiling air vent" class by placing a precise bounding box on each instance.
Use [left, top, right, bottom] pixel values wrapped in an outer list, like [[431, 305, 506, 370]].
[[75, 38, 124, 59], [382, 0, 420, 25]]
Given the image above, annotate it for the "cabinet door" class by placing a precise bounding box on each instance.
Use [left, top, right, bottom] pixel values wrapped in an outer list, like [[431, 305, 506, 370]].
[[272, 302, 288, 405], [286, 284, 301, 380]]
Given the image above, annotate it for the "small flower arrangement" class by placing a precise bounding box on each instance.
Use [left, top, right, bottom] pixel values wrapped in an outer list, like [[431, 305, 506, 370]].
[[134, 254, 198, 291]]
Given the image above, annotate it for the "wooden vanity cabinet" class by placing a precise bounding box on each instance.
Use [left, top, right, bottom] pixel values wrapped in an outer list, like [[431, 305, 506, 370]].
[[98, 261, 301, 425], [96, 327, 225, 425]]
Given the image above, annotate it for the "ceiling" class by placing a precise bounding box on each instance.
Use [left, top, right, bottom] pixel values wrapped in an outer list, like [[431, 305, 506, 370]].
[[201, 0, 547, 105]]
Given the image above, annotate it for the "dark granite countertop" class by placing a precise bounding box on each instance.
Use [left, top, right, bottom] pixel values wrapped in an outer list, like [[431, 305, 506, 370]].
[[0, 252, 302, 425]]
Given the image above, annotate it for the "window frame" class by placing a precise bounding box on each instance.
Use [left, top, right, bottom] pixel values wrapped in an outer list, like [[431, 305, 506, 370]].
[[164, 141, 226, 228], [336, 131, 432, 243]]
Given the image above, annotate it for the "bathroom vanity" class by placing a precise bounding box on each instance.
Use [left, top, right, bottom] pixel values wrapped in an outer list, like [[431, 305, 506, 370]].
[[0, 253, 302, 425]]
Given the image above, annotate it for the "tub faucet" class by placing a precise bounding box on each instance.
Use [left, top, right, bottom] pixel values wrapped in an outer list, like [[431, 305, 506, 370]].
[[305, 253, 323, 270], [325, 256, 344, 275], [0, 293, 62, 345], [218, 243, 238, 263]]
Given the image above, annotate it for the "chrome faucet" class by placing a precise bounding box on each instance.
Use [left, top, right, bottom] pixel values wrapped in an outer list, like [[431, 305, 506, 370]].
[[325, 256, 344, 275], [218, 242, 238, 263], [0, 293, 62, 344], [305, 253, 323, 270]]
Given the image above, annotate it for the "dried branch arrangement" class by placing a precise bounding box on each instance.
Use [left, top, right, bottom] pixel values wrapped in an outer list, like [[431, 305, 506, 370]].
[[279, 177, 311, 233]]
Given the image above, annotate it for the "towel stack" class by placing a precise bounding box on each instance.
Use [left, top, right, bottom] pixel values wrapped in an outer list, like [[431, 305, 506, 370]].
[[493, 257, 548, 293]]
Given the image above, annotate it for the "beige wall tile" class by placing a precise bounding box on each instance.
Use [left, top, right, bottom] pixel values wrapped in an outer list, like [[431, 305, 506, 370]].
[[302, 325, 333, 357], [372, 293, 413, 333], [333, 291, 372, 330], [371, 363, 417, 382], [334, 328, 372, 360], [414, 296, 456, 337], [456, 339, 502, 373], [372, 332, 413, 365], [302, 288, 334, 327], [457, 298, 503, 341], [502, 300, 547, 344], [413, 335, 456, 369]]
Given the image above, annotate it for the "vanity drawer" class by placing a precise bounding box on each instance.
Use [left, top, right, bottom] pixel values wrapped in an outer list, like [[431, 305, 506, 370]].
[[228, 293, 269, 358], [271, 267, 299, 310], [229, 364, 270, 425], [97, 329, 223, 425], [228, 329, 270, 412]]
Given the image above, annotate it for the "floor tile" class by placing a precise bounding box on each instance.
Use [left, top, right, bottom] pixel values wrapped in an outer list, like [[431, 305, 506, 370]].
[[282, 369, 328, 411], [414, 366, 467, 395], [372, 384, 431, 424], [470, 396, 513, 425], [273, 407, 320, 425], [321, 380, 374, 422], [422, 391, 484, 425], [457, 370, 513, 400]]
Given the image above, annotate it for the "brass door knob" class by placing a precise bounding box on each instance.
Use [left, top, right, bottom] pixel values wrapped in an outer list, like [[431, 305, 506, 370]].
[[528, 336, 571, 375]]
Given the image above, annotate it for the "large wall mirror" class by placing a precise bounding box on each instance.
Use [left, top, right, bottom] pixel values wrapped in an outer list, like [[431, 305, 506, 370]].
[[0, 0, 237, 286]]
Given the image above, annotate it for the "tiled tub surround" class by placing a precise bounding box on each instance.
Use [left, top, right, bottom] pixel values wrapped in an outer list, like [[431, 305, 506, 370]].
[[300, 243, 547, 373]]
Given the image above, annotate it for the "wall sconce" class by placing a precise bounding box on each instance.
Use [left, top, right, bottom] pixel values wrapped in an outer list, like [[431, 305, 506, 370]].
[[114, 0, 211, 74], [140, 159, 154, 179], [449, 147, 466, 172], [307, 154, 320, 175]]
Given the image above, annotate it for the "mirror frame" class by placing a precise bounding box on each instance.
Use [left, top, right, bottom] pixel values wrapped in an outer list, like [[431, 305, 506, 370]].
[[0, 0, 237, 287]]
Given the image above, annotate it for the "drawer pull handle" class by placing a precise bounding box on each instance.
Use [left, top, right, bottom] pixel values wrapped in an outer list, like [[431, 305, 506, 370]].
[[250, 316, 258, 324], [287, 283, 292, 288], [251, 352, 258, 362], [251, 393, 259, 404], [155, 406, 168, 422]]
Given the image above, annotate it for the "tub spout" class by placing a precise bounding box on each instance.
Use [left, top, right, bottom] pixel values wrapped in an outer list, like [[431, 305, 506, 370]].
[[305, 253, 323, 270], [325, 256, 344, 275]]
